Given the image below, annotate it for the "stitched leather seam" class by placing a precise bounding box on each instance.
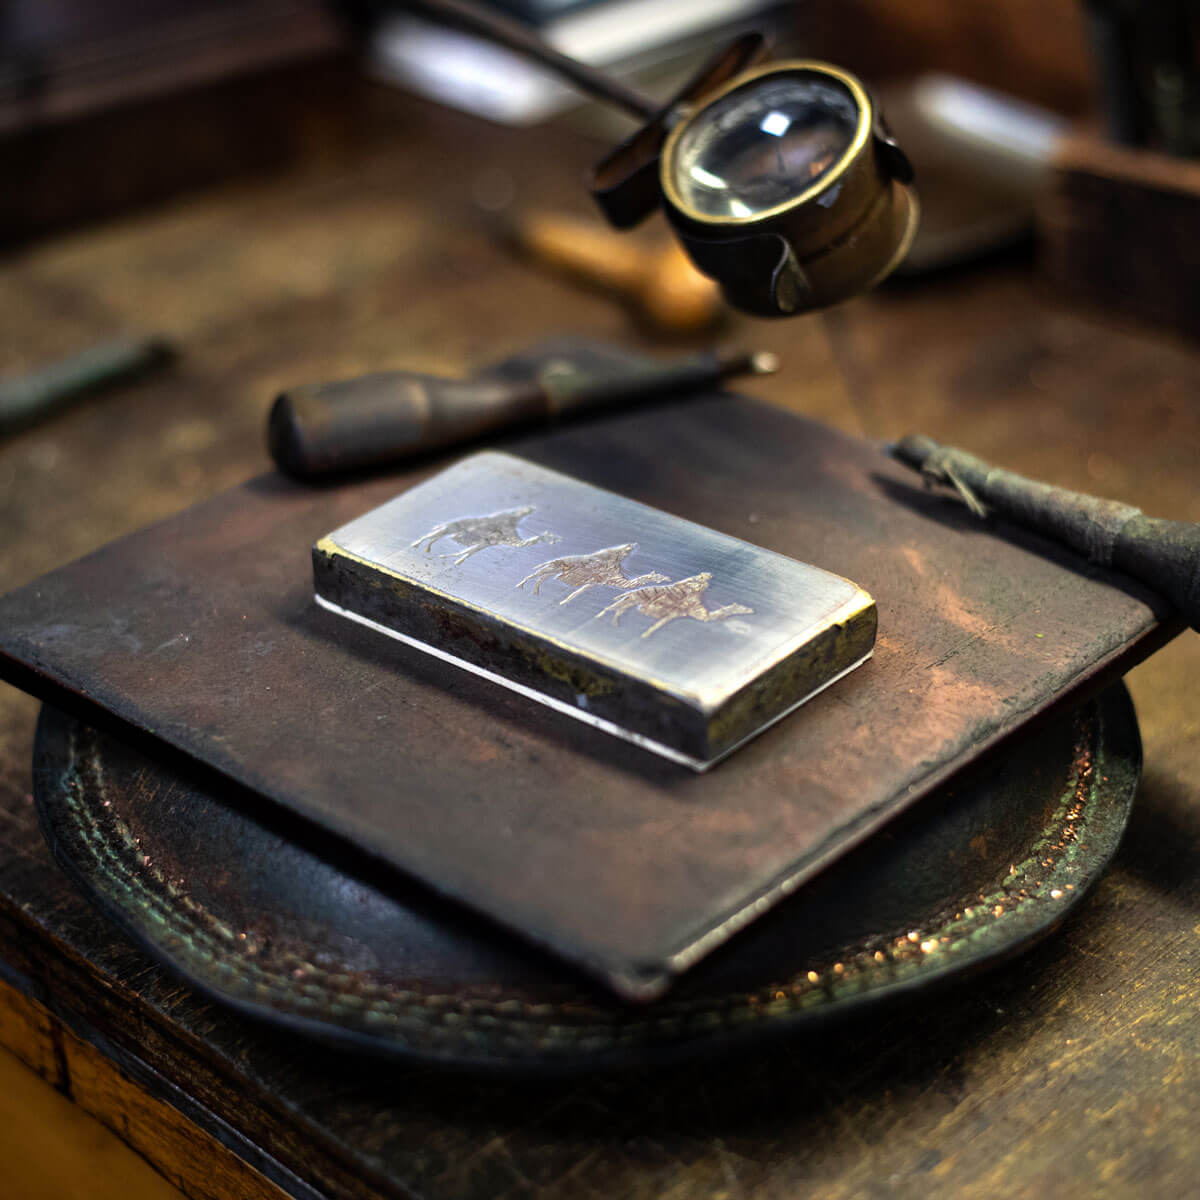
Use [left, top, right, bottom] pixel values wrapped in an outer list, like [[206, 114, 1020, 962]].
[[58, 717, 1102, 1050]]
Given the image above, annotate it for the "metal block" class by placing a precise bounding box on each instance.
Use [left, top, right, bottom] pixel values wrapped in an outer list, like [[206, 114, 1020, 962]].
[[313, 452, 876, 769]]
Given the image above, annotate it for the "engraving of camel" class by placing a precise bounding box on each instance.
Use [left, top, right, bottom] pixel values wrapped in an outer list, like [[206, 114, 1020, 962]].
[[597, 572, 754, 638], [516, 543, 668, 604], [411, 506, 561, 566]]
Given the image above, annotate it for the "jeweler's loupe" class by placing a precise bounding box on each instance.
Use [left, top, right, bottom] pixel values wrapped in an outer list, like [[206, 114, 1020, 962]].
[[591, 38, 918, 317]]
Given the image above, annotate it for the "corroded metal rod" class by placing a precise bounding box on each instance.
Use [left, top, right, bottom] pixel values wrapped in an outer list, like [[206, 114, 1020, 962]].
[[0, 335, 174, 437], [891, 433, 1200, 630]]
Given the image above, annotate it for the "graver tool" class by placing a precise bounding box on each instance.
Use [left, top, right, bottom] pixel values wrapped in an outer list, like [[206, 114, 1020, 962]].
[[269, 346, 775, 479], [313, 452, 876, 769]]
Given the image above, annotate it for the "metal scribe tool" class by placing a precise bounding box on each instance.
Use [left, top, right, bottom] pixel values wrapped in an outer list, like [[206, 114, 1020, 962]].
[[269, 347, 776, 479]]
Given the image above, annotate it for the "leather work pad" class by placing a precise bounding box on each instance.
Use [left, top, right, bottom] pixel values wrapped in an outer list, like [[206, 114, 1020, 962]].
[[0, 344, 1174, 1001]]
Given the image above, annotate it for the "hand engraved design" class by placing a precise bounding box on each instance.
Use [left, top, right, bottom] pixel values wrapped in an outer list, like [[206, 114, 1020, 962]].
[[411, 507, 561, 566], [597, 572, 754, 639], [516, 543, 669, 605]]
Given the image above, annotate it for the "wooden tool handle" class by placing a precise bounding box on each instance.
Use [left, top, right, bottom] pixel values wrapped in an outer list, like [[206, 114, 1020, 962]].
[[270, 350, 774, 479], [268, 373, 542, 479], [504, 211, 723, 335]]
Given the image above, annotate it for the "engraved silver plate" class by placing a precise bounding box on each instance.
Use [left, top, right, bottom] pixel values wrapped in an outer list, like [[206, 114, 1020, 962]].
[[313, 452, 876, 769]]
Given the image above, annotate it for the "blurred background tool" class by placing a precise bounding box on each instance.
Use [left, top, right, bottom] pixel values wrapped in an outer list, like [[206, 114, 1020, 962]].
[[891, 434, 1200, 632], [884, 74, 1066, 274], [489, 205, 725, 335], [369, 0, 785, 128], [269, 345, 777, 478], [0, 335, 175, 438]]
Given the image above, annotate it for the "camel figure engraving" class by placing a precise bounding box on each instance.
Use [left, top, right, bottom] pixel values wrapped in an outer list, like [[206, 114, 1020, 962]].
[[597, 572, 754, 639], [411, 506, 561, 566], [516, 543, 668, 605]]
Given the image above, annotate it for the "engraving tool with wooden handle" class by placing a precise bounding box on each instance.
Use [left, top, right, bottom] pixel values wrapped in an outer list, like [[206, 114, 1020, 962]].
[[269, 348, 776, 479]]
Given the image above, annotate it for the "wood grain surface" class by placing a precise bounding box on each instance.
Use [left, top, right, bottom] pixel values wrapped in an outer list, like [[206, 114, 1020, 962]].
[[0, 981, 284, 1200], [0, 1043, 184, 1200], [0, 84, 1198, 1199]]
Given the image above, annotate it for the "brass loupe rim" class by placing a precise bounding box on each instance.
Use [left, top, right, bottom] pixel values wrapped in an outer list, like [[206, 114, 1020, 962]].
[[659, 59, 875, 229]]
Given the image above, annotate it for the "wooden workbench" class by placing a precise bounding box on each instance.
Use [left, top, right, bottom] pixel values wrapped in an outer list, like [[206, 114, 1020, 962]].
[[0, 86, 1197, 1199]]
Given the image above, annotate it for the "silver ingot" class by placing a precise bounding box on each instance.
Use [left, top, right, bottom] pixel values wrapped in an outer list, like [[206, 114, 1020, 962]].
[[313, 452, 876, 769]]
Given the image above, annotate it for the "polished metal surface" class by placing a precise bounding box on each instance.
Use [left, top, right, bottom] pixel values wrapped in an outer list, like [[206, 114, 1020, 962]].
[[314, 452, 875, 768]]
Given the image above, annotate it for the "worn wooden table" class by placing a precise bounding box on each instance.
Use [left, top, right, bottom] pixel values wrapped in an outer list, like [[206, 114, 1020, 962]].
[[0, 87, 1198, 1199]]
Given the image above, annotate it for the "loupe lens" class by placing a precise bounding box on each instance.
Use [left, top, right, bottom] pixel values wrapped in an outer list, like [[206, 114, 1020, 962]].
[[671, 73, 860, 219]]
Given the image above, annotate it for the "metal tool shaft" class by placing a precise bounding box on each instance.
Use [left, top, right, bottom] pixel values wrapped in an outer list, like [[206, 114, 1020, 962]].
[[270, 348, 776, 479], [400, 0, 660, 120], [0, 335, 173, 437], [892, 433, 1200, 630]]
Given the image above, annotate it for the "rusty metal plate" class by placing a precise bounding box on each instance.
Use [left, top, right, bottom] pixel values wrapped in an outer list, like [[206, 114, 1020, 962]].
[[314, 452, 875, 769], [31, 684, 1142, 1068], [0, 343, 1175, 1000]]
